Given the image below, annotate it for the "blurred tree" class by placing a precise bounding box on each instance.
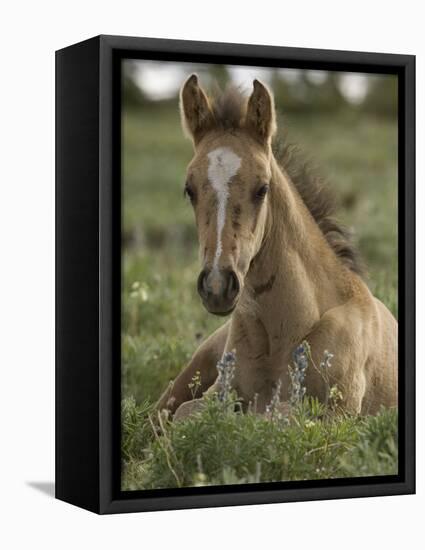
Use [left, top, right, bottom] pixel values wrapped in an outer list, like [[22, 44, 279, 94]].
[[315, 73, 346, 111], [271, 70, 298, 111], [206, 64, 231, 89], [362, 75, 398, 118], [123, 61, 146, 108], [271, 70, 346, 114]]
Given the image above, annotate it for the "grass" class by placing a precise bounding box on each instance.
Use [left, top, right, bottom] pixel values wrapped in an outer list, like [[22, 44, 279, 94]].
[[121, 101, 398, 489], [121, 393, 398, 490]]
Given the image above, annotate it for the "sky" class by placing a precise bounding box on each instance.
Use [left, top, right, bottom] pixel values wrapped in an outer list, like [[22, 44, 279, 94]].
[[125, 59, 372, 104]]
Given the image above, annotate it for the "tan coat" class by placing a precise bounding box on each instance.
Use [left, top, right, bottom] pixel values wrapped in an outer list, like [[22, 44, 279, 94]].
[[157, 75, 397, 418]]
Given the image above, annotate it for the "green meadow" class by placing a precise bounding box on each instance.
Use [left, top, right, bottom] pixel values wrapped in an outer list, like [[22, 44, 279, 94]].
[[121, 96, 398, 490]]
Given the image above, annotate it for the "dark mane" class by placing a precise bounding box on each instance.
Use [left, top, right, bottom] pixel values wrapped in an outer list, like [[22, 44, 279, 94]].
[[210, 85, 364, 276], [210, 85, 247, 130], [274, 141, 364, 276]]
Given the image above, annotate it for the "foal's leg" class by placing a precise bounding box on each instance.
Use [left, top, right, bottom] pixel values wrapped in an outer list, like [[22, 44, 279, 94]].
[[156, 321, 229, 415], [301, 300, 370, 414]]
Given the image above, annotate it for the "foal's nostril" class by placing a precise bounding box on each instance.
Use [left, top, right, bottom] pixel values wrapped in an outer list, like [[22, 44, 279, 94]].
[[202, 274, 209, 294], [198, 268, 240, 311], [226, 270, 240, 300], [197, 269, 209, 299]]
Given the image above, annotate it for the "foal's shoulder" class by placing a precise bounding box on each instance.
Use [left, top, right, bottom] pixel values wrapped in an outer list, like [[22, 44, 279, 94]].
[[339, 270, 396, 330]]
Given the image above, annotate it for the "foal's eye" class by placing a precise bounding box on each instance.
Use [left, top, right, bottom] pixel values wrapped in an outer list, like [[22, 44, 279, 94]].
[[254, 184, 269, 201], [184, 184, 196, 203]]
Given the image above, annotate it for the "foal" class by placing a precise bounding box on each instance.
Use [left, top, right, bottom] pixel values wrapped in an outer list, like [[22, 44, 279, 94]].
[[157, 75, 397, 417]]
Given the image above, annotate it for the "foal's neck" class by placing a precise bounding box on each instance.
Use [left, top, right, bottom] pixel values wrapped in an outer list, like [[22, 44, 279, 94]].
[[242, 155, 351, 354]]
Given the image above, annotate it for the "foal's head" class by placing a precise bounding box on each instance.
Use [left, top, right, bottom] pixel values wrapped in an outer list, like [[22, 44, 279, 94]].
[[180, 75, 276, 315]]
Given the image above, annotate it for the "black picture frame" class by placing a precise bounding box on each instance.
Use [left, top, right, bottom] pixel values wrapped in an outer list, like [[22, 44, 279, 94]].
[[56, 34, 415, 514]]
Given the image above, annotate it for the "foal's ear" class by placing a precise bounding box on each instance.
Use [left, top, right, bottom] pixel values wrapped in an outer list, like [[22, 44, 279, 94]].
[[180, 74, 214, 145], [245, 79, 276, 145]]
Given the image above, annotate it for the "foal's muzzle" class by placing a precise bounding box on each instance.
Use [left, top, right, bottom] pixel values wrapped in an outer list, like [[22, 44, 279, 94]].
[[197, 268, 240, 316]]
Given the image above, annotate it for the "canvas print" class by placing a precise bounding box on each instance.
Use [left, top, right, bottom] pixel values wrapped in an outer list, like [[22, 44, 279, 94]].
[[121, 60, 398, 491]]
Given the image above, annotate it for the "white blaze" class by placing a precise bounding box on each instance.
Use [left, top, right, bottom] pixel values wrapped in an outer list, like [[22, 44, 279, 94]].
[[207, 147, 241, 269]]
